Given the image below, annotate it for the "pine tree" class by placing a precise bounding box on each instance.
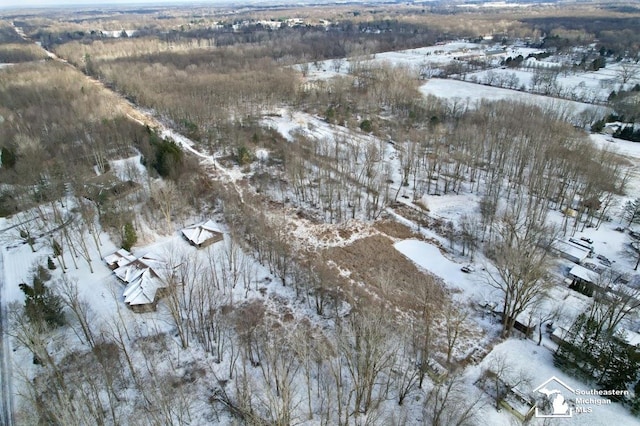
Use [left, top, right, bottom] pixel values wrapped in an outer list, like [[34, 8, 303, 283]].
[[555, 312, 639, 396], [47, 256, 56, 270], [19, 268, 64, 328], [1, 146, 16, 169], [122, 222, 137, 251]]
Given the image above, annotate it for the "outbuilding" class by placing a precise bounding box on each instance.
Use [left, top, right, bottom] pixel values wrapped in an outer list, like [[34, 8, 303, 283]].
[[181, 220, 224, 248]]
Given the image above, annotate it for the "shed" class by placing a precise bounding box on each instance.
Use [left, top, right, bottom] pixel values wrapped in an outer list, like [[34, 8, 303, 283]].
[[569, 264, 599, 284], [552, 240, 590, 264], [502, 386, 536, 423], [181, 220, 224, 248], [568, 264, 601, 297], [550, 326, 570, 345]]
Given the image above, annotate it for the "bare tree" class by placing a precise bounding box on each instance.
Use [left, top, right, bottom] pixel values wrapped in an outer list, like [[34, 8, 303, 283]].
[[485, 207, 556, 338], [444, 302, 468, 366], [413, 274, 444, 388], [332, 58, 345, 73], [336, 306, 396, 416], [149, 179, 182, 233], [161, 246, 190, 349], [478, 353, 531, 411], [424, 372, 485, 426], [56, 275, 96, 348], [586, 270, 640, 339], [393, 328, 421, 406], [254, 324, 302, 425], [618, 62, 639, 88]]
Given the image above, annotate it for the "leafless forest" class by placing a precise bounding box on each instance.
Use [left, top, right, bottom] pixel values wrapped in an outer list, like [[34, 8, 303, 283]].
[[1, 2, 640, 425]]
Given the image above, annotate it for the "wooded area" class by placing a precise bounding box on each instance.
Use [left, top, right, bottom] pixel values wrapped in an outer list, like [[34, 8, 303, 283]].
[[2, 2, 640, 424]]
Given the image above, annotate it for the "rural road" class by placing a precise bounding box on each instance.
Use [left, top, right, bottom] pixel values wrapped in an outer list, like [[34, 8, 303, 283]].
[[0, 248, 14, 426]]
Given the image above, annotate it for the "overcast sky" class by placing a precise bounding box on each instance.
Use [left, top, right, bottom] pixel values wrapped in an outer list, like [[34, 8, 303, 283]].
[[0, 0, 216, 8]]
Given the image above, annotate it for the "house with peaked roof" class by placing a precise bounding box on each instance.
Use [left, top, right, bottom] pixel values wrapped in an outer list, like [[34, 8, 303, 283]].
[[103, 248, 137, 270], [568, 264, 602, 297], [181, 220, 224, 248], [105, 250, 169, 313]]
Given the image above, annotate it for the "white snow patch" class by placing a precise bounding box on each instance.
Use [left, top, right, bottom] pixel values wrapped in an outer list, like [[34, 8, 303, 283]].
[[255, 148, 269, 161]]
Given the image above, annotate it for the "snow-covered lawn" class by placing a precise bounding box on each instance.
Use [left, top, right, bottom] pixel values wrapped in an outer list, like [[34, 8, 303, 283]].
[[262, 108, 378, 148], [394, 239, 486, 299]]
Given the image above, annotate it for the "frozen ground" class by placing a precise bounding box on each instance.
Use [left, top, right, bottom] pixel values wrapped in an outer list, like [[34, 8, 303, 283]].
[[298, 40, 479, 80], [467, 61, 640, 103], [420, 78, 609, 122], [394, 239, 487, 301]]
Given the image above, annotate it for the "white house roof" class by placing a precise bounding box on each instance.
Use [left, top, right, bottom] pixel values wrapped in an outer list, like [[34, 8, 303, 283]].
[[569, 264, 600, 284], [113, 261, 146, 284], [552, 240, 590, 262], [181, 220, 223, 246], [105, 250, 168, 307], [123, 269, 166, 306], [619, 328, 640, 347], [552, 326, 569, 342], [104, 248, 136, 268], [137, 254, 166, 273]]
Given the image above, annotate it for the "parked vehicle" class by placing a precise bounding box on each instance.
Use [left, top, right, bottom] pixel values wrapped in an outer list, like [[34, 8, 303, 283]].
[[596, 254, 612, 267], [461, 265, 475, 273], [569, 238, 594, 253]]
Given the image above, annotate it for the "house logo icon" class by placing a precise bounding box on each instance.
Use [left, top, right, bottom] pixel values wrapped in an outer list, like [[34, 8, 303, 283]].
[[533, 376, 574, 418]]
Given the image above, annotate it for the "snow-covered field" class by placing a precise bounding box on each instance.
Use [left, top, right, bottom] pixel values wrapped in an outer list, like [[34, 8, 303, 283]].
[[420, 78, 610, 122], [467, 61, 640, 103], [299, 39, 637, 127]]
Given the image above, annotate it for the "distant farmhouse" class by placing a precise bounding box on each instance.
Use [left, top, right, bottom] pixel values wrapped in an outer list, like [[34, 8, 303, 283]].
[[104, 250, 169, 313], [181, 220, 224, 248]]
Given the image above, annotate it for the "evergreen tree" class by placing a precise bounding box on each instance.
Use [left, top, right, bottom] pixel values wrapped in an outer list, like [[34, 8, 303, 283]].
[[555, 312, 639, 398], [47, 256, 56, 270], [122, 222, 137, 251], [359, 119, 373, 133], [149, 134, 184, 179], [236, 146, 252, 165], [1, 146, 16, 169], [596, 332, 638, 400], [632, 380, 640, 415], [19, 267, 64, 328]]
